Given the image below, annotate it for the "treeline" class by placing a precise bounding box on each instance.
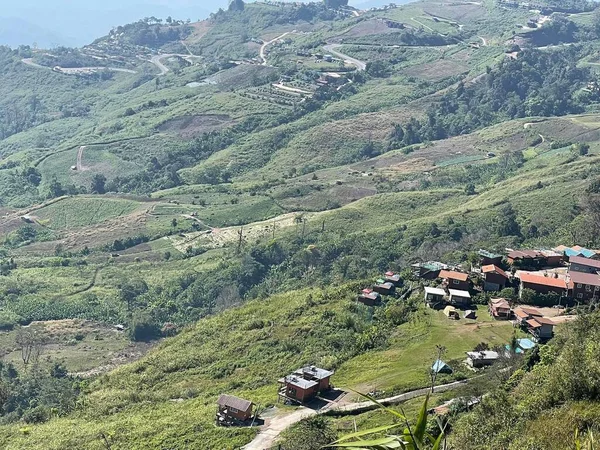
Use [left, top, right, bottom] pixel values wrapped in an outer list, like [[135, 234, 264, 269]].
[[388, 47, 591, 148], [450, 312, 600, 448], [108, 20, 191, 48]]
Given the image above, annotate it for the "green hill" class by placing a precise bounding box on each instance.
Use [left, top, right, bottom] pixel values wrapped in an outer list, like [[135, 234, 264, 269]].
[[1, 0, 600, 447]]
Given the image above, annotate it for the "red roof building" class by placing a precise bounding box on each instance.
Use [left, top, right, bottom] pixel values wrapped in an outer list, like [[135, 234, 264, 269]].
[[439, 270, 470, 291], [519, 272, 568, 298], [489, 298, 511, 320], [482, 265, 509, 291]]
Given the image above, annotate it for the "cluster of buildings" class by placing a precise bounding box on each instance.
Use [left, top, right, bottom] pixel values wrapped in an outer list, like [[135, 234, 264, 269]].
[[358, 271, 402, 306], [414, 245, 600, 311], [215, 365, 334, 426]]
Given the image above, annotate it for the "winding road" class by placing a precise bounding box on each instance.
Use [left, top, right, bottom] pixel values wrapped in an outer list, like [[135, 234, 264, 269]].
[[323, 44, 366, 71], [22, 58, 137, 74], [260, 32, 293, 66], [242, 380, 467, 450]]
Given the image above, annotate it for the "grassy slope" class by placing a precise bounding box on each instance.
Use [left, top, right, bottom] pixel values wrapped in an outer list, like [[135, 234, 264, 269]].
[[0, 286, 515, 450]]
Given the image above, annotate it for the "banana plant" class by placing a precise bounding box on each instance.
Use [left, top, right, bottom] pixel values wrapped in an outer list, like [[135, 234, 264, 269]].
[[576, 430, 596, 450], [327, 391, 446, 450]]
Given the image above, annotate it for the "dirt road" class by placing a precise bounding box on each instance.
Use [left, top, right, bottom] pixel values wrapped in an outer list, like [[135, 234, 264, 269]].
[[150, 54, 171, 75], [76, 146, 87, 171], [22, 59, 137, 74], [242, 380, 467, 450], [260, 32, 293, 66], [323, 44, 366, 71]]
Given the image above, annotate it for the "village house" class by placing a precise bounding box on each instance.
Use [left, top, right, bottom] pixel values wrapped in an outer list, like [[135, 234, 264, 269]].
[[358, 289, 381, 306], [482, 264, 509, 291], [478, 249, 503, 267], [569, 256, 600, 274], [373, 281, 395, 296], [439, 270, 470, 291], [278, 366, 333, 404], [507, 250, 544, 268], [555, 245, 599, 261], [489, 298, 512, 320], [526, 316, 555, 341], [424, 286, 446, 308], [216, 394, 253, 425], [448, 289, 471, 306], [540, 250, 563, 267], [518, 272, 568, 298], [412, 261, 448, 280], [384, 271, 402, 286], [569, 271, 600, 302], [466, 350, 499, 368], [513, 306, 543, 326]]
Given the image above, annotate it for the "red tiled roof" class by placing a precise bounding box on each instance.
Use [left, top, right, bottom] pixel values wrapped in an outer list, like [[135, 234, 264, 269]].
[[526, 319, 542, 328], [490, 298, 510, 309], [385, 271, 395, 276], [514, 309, 529, 319], [519, 272, 567, 289], [439, 270, 469, 282], [570, 256, 600, 270], [520, 307, 542, 317], [482, 265, 509, 279], [569, 271, 600, 287]]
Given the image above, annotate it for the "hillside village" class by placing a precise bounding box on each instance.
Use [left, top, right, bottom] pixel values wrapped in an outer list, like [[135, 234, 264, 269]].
[[2, 0, 600, 448]]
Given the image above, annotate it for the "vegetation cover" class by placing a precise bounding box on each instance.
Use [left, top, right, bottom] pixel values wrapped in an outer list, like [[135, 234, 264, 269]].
[[0, 0, 600, 448]]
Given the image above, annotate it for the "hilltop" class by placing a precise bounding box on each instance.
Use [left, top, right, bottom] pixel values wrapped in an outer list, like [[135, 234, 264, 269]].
[[0, 0, 600, 448]]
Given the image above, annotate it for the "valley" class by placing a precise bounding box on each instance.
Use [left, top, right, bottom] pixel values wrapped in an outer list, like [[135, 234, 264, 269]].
[[0, 0, 600, 448]]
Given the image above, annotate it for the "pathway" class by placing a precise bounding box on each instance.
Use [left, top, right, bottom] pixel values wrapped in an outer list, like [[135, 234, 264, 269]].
[[242, 380, 467, 450], [323, 44, 366, 71], [76, 146, 87, 171], [260, 31, 294, 66], [22, 58, 137, 74]]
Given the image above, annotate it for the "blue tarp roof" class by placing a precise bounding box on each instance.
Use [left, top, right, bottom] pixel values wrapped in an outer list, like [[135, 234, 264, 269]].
[[565, 248, 596, 258], [517, 338, 536, 350], [432, 359, 452, 373]]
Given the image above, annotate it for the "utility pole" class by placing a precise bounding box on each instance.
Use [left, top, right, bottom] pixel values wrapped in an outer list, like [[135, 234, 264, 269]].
[[237, 227, 244, 254]]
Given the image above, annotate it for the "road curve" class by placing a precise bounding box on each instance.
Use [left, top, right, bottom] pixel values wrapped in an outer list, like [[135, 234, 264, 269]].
[[260, 32, 293, 66], [323, 44, 366, 71], [242, 380, 466, 450]]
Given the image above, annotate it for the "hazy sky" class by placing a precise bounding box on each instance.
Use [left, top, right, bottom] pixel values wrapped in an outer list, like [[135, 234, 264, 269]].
[[0, 0, 398, 48]]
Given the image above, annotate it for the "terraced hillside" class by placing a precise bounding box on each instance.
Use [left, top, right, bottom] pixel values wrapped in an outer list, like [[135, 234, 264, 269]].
[[1, 0, 600, 448]]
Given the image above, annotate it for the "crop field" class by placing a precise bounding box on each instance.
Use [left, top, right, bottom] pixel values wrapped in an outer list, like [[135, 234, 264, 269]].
[[34, 197, 142, 229]]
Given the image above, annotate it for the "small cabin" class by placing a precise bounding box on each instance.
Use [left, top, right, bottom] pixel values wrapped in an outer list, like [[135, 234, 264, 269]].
[[373, 281, 395, 296], [216, 394, 253, 425], [526, 317, 554, 341], [448, 289, 471, 306], [384, 271, 402, 286], [278, 366, 333, 404], [358, 289, 381, 306], [481, 265, 509, 291], [466, 351, 499, 368], [489, 298, 511, 320], [424, 287, 446, 308]]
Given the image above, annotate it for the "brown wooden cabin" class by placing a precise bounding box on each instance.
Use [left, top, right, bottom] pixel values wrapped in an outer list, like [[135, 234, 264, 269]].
[[216, 394, 253, 425], [373, 282, 395, 296], [358, 289, 381, 306], [482, 264, 509, 291], [384, 271, 402, 286], [279, 366, 333, 404], [489, 298, 511, 320]]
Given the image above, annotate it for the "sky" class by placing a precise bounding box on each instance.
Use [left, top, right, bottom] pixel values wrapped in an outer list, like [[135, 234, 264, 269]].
[[0, 0, 401, 48]]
